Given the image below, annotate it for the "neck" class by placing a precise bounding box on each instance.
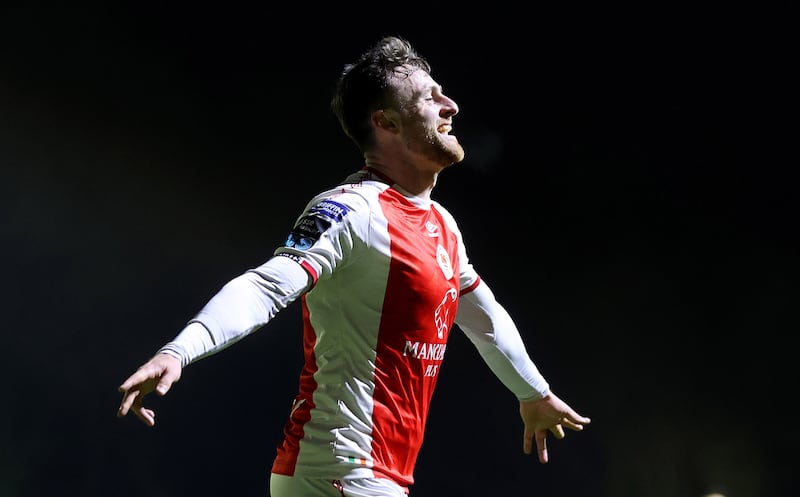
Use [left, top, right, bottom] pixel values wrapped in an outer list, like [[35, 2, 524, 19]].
[[364, 159, 439, 200]]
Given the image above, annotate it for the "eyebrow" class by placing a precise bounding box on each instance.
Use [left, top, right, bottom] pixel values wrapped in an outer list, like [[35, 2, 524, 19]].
[[420, 84, 442, 99]]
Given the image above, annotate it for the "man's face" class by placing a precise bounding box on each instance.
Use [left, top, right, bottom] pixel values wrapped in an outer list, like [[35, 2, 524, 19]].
[[391, 67, 465, 167]]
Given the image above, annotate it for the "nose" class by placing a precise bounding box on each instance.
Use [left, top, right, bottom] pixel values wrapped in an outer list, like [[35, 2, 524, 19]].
[[440, 94, 459, 117]]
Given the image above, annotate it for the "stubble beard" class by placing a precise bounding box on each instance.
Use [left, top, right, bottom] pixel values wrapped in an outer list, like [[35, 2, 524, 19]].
[[418, 127, 466, 168]]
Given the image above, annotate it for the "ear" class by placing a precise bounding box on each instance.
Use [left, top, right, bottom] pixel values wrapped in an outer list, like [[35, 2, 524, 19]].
[[371, 109, 399, 133]]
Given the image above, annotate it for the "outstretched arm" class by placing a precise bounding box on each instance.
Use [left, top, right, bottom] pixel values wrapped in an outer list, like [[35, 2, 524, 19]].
[[455, 280, 590, 462], [116, 255, 310, 426]]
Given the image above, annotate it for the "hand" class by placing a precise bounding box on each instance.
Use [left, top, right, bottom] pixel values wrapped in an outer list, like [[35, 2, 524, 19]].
[[117, 353, 182, 427], [520, 391, 591, 464]]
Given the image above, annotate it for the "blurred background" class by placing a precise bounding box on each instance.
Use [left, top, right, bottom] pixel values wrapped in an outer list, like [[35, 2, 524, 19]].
[[1, 3, 796, 497]]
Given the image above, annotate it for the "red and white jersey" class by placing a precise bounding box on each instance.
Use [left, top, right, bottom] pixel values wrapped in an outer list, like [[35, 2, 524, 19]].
[[160, 166, 549, 490], [270, 167, 478, 486]]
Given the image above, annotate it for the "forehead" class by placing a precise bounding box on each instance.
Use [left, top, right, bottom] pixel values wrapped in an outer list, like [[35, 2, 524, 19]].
[[390, 67, 437, 101]]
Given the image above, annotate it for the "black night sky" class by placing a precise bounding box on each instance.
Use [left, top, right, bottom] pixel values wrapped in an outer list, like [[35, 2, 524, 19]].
[[2, 4, 796, 497]]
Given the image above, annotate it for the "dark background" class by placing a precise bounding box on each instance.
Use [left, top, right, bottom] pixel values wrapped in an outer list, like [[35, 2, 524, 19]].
[[2, 4, 796, 497]]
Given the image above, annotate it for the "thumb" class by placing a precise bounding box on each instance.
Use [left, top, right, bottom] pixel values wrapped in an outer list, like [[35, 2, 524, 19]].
[[155, 381, 171, 396], [155, 371, 179, 396]]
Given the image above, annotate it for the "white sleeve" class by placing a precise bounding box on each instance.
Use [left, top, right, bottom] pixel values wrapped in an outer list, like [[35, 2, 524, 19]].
[[455, 280, 550, 401], [158, 255, 311, 367]]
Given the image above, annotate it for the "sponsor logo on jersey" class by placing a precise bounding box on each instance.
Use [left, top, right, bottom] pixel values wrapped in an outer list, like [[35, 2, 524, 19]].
[[400, 287, 457, 378], [403, 339, 448, 377], [403, 340, 447, 361], [276, 252, 304, 264], [309, 200, 349, 222]]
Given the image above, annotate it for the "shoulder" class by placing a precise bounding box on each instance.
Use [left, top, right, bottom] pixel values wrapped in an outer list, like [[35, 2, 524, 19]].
[[305, 179, 386, 217], [291, 178, 390, 239]]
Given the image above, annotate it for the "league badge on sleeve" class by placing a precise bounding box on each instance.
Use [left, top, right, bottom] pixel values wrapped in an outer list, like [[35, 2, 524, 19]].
[[284, 200, 350, 250]]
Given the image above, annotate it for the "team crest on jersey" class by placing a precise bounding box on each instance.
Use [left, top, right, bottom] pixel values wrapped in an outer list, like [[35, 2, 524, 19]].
[[436, 244, 454, 280], [284, 200, 350, 250]]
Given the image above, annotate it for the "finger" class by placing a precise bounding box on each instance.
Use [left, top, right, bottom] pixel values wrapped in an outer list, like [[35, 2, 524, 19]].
[[535, 430, 549, 464], [117, 388, 141, 417], [562, 418, 585, 431], [130, 393, 156, 427], [522, 427, 534, 455], [565, 411, 591, 425], [133, 406, 156, 427], [550, 423, 566, 439], [118, 369, 150, 393]]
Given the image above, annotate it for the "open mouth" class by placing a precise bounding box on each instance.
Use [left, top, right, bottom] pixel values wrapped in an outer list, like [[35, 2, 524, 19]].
[[437, 124, 452, 134]]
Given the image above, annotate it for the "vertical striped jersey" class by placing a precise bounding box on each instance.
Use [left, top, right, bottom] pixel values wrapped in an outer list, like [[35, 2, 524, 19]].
[[160, 166, 550, 491], [270, 167, 479, 486]]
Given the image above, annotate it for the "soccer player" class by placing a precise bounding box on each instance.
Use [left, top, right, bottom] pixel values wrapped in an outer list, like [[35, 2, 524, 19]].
[[117, 35, 591, 497]]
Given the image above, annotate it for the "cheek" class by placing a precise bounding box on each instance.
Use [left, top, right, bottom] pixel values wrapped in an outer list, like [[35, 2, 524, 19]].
[[402, 115, 431, 136]]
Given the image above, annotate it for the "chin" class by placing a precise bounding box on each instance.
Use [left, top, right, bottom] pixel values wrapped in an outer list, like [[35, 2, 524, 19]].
[[447, 154, 465, 165], [447, 144, 465, 164]]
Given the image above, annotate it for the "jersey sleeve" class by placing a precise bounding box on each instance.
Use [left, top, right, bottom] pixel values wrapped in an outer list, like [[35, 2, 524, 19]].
[[272, 190, 372, 286], [158, 188, 373, 367], [159, 250, 311, 367], [454, 279, 551, 401]]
